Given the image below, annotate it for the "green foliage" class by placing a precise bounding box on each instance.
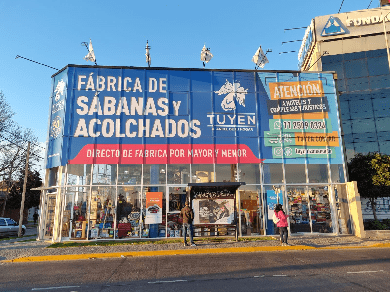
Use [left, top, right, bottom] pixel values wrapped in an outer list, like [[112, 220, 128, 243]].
[[348, 153, 382, 199], [371, 153, 390, 187], [348, 152, 390, 220], [364, 220, 389, 230], [7, 169, 42, 209]]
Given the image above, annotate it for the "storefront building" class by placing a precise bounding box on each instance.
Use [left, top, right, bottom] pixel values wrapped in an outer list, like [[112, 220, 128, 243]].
[[299, 6, 390, 160], [38, 65, 348, 242], [298, 6, 390, 219]]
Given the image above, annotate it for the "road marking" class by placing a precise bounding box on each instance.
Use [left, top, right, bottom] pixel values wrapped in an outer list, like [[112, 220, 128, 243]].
[[347, 270, 384, 274], [32, 286, 80, 290], [148, 280, 188, 284], [273, 275, 287, 277]]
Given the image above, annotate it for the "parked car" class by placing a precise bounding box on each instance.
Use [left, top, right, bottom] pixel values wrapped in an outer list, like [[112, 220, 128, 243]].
[[0, 218, 26, 237]]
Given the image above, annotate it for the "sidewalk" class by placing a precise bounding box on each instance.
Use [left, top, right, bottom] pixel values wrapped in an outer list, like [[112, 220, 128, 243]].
[[1, 231, 390, 263]]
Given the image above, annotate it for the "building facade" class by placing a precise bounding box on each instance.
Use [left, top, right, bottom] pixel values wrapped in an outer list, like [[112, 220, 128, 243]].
[[38, 65, 348, 242], [298, 6, 390, 220], [299, 6, 390, 161]]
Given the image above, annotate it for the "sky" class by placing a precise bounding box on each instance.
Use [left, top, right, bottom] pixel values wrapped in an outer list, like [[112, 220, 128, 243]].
[[0, 0, 381, 169]]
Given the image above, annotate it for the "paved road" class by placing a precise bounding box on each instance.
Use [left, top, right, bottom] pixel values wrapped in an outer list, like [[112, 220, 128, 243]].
[[1, 247, 389, 291]]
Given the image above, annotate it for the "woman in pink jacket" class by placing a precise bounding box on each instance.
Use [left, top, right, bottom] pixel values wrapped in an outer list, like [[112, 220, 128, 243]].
[[275, 204, 289, 246]]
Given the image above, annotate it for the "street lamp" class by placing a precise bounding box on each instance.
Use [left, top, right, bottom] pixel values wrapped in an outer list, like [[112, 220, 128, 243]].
[[252, 46, 271, 69], [200, 44, 213, 68], [145, 40, 151, 67], [81, 39, 97, 65]]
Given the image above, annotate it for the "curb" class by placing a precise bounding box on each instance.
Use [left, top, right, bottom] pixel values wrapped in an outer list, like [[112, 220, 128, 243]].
[[3, 243, 390, 263]]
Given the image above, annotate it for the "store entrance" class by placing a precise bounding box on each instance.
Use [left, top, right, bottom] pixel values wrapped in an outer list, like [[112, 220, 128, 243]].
[[167, 186, 187, 238], [287, 186, 332, 234], [239, 188, 263, 235]]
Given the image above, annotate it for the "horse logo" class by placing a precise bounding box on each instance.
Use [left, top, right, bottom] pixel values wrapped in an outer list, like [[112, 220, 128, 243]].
[[214, 80, 248, 111]]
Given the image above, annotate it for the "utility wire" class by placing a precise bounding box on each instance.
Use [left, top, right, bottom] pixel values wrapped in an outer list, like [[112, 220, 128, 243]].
[[15, 55, 59, 71], [284, 27, 307, 32], [368, 0, 373, 9], [282, 40, 303, 45], [279, 51, 297, 54], [338, 0, 345, 13], [307, 51, 329, 71]]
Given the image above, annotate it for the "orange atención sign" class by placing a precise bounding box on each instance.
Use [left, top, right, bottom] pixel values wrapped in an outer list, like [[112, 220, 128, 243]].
[[269, 81, 324, 100]]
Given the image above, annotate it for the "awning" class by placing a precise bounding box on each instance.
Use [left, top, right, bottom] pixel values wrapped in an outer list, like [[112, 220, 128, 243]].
[[188, 182, 245, 188]]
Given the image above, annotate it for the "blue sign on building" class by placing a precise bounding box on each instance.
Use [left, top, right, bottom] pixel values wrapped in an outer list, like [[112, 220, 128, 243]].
[[46, 66, 344, 169], [321, 16, 347, 36]]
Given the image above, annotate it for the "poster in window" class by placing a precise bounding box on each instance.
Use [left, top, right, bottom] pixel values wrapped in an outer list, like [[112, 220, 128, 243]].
[[193, 199, 234, 224], [266, 190, 283, 220], [145, 192, 163, 224]]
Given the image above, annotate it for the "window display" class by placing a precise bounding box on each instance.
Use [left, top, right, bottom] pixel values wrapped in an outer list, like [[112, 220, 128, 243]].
[[71, 187, 89, 239], [288, 186, 332, 233], [288, 187, 311, 233], [240, 188, 263, 235], [310, 187, 332, 233]]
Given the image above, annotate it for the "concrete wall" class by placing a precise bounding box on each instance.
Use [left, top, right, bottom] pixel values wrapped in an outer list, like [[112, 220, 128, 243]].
[[346, 181, 366, 238]]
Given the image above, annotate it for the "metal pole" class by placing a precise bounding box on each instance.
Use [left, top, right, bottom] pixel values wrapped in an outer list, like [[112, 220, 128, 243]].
[[383, 13, 390, 73], [18, 142, 30, 237]]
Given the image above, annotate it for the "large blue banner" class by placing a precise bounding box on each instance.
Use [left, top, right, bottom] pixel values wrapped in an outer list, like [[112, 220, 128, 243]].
[[46, 66, 344, 168]]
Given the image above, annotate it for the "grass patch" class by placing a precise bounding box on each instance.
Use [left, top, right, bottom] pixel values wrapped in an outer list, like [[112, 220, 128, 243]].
[[0, 234, 35, 241], [0, 237, 18, 241], [238, 236, 275, 242], [47, 239, 182, 248], [17, 238, 37, 242], [46, 236, 276, 248]]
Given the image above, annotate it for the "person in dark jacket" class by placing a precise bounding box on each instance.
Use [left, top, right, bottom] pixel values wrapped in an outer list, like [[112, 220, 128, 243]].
[[180, 201, 196, 247], [33, 211, 39, 225]]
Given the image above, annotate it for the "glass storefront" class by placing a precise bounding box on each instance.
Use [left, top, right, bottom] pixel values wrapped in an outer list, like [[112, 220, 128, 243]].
[[41, 67, 348, 241], [288, 186, 332, 233], [40, 162, 345, 241]]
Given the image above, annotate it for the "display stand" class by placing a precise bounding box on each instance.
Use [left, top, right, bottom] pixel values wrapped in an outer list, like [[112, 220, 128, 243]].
[[188, 182, 245, 242], [73, 221, 87, 239]]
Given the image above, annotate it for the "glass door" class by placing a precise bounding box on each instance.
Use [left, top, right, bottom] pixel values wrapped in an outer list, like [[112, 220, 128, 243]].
[[239, 187, 263, 235], [167, 186, 187, 238], [309, 186, 332, 233], [287, 186, 311, 233], [287, 186, 332, 233], [61, 189, 73, 240], [70, 187, 90, 239]]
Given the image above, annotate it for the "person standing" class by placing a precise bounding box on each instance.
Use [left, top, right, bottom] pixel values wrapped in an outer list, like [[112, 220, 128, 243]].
[[180, 201, 196, 247], [275, 204, 289, 246], [33, 211, 39, 225]]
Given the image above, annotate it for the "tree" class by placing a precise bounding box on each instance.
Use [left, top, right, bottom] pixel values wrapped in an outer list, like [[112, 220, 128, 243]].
[[348, 153, 390, 220], [371, 153, 390, 187], [7, 169, 42, 210], [0, 91, 42, 215]]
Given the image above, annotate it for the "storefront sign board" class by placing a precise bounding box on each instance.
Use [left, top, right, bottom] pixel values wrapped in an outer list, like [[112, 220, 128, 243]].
[[46, 66, 344, 167]]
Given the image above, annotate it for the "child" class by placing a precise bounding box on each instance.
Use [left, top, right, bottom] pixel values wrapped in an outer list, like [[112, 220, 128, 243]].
[[275, 204, 289, 246]]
